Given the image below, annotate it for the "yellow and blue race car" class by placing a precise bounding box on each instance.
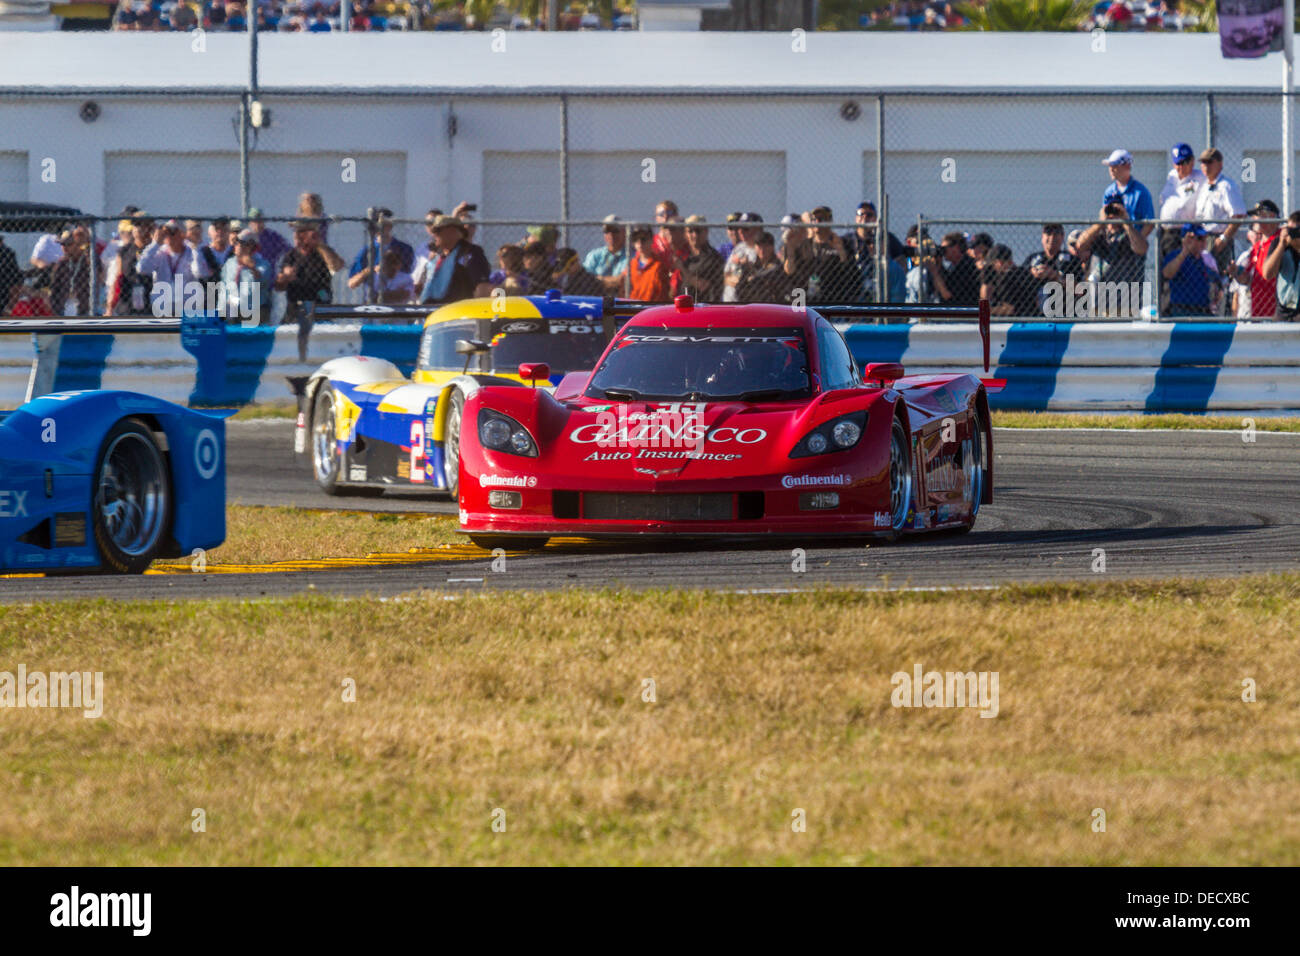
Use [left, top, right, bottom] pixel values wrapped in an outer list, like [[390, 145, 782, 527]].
[[293, 292, 619, 497]]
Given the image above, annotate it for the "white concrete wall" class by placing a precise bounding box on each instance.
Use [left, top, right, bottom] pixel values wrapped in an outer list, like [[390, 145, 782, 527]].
[[1, 87, 1294, 257]]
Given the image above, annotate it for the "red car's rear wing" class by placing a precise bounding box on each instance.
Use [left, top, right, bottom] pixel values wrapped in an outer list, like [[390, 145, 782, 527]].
[[814, 300, 993, 373], [607, 298, 995, 374]]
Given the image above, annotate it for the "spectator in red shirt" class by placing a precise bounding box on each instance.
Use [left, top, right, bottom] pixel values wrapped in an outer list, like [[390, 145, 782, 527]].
[[1236, 199, 1281, 318], [624, 228, 670, 302], [651, 199, 689, 294], [11, 276, 52, 317]]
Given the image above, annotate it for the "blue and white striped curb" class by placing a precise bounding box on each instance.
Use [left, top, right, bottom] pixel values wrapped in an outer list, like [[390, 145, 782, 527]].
[[841, 322, 1300, 412]]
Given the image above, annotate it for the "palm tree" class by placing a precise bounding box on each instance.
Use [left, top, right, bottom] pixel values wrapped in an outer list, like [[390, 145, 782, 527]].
[[959, 0, 1092, 31]]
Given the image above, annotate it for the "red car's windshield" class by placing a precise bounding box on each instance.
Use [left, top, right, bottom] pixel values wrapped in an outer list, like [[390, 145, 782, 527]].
[[585, 327, 811, 402]]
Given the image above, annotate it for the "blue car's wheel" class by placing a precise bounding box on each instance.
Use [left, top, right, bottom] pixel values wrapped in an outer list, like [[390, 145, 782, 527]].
[[92, 418, 171, 574]]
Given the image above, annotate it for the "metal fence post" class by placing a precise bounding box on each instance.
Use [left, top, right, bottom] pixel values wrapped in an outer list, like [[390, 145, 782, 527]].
[[238, 93, 250, 219], [88, 216, 99, 315], [876, 94, 886, 304], [1152, 218, 1162, 322], [559, 93, 570, 249], [1205, 92, 1215, 150], [917, 213, 926, 310]]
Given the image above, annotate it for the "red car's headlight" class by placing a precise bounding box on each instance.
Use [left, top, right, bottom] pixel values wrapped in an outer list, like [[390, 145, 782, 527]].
[[478, 409, 538, 457], [789, 411, 866, 458]]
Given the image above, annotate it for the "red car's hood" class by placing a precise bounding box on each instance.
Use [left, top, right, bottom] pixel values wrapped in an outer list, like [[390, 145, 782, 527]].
[[476, 388, 885, 485]]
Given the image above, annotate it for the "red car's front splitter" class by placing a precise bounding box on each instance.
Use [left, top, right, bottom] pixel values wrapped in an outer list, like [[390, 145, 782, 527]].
[[459, 488, 898, 539]]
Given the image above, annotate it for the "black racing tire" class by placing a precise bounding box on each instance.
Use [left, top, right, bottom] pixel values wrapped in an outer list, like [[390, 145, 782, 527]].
[[311, 385, 345, 495], [954, 406, 986, 535], [91, 417, 172, 574], [442, 389, 465, 499], [468, 535, 550, 551], [879, 415, 914, 544]]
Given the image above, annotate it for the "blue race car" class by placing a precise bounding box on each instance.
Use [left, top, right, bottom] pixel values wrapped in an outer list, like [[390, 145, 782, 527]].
[[0, 390, 226, 573]]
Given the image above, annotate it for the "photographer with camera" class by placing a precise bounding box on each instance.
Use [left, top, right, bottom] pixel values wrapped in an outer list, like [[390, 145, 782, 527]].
[[1261, 210, 1300, 321], [1023, 223, 1085, 317], [922, 231, 981, 307], [1161, 223, 1222, 316], [1075, 203, 1149, 310]]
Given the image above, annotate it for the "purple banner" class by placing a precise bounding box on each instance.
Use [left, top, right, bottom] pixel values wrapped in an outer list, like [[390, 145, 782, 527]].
[[1218, 0, 1286, 58]]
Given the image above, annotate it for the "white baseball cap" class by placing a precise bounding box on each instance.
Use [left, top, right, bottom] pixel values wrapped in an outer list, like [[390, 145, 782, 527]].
[[1103, 148, 1134, 166]]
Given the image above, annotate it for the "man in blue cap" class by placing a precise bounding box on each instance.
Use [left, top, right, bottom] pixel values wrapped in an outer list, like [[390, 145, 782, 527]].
[[1161, 223, 1222, 316], [1101, 148, 1155, 239], [1159, 143, 1207, 222]]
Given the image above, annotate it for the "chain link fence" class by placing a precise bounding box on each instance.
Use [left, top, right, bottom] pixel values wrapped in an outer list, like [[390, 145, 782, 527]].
[[5, 89, 1300, 321]]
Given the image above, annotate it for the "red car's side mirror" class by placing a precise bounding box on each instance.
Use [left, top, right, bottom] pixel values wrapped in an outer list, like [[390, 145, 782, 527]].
[[863, 362, 905, 385], [519, 362, 551, 387]]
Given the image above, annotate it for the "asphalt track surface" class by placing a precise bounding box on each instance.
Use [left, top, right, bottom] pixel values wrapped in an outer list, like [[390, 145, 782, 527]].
[[2, 420, 1297, 602]]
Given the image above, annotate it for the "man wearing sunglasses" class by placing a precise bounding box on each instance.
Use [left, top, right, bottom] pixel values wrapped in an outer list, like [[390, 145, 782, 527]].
[[1159, 142, 1206, 223], [1193, 147, 1245, 271]]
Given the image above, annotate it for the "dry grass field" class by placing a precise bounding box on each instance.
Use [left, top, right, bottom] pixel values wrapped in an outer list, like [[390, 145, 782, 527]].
[[152, 505, 464, 567], [2, 577, 1296, 865]]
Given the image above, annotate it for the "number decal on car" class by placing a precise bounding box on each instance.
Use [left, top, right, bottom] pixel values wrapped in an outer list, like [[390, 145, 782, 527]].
[[409, 420, 425, 483]]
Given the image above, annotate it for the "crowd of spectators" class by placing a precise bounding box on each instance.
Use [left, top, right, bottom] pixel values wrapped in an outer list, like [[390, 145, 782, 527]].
[[861, 0, 1200, 32], [5, 143, 1298, 322], [108, 1, 628, 32]]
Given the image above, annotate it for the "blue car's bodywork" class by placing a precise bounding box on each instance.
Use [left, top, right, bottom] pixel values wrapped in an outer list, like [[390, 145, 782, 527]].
[[0, 390, 226, 573]]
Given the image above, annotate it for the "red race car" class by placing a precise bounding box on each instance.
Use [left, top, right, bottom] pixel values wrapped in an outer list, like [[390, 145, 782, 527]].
[[458, 296, 995, 549]]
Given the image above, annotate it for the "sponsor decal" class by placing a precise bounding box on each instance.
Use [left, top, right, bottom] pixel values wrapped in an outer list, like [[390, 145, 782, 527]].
[[194, 428, 220, 480], [583, 449, 744, 463], [570, 415, 766, 448], [619, 333, 801, 344], [397, 460, 411, 479], [348, 464, 367, 482], [334, 392, 361, 442], [549, 323, 596, 334], [479, 474, 538, 488], [936, 504, 962, 523], [634, 465, 685, 478], [781, 474, 850, 489], [458, 508, 469, 524], [503, 321, 540, 333], [873, 511, 891, 528], [913, 510, 931, 530], [0, 489, 29, 518], [580, 405, 614, 414]]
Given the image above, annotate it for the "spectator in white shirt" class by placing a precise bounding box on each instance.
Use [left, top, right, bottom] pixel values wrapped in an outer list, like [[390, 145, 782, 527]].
[[198, 217, 235, 276], [1194, 147, 1245, 268], [1159, 142, 1206, 222], [721, 212, 762, 302], [139, 219, 211, 307], [29, 227, 66, 297]]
